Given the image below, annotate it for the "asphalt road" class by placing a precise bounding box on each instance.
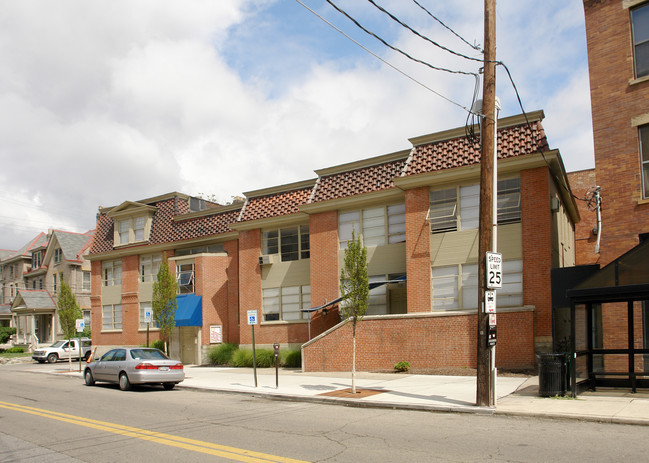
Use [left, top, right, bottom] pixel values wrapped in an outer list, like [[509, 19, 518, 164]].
[[0, 364, 647, 462]]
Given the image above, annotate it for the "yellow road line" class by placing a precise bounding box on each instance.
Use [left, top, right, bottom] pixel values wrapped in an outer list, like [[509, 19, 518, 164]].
[[0, 401, 309, 463]]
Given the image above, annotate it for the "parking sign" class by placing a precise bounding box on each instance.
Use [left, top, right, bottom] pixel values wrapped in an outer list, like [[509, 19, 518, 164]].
[[247, 310, 258, 325]]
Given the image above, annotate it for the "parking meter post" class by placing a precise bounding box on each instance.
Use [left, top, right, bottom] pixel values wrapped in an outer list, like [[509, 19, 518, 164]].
[[273, 343, 280, 389], [146, 322, 150, 347], [251, 325, 258, 388]]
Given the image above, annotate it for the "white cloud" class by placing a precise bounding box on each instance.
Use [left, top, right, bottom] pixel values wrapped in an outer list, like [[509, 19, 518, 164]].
[[0, 0, 593, 249]]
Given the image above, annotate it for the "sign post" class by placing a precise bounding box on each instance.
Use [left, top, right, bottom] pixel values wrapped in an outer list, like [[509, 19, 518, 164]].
[[247, 310, 258, 387], [75, 319, 84, 373], [144, 306, 152, 347]]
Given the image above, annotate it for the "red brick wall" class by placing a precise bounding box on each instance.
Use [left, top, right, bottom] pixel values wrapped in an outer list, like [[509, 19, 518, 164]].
[[303, 310, 534, 372], [196, 254, 229, 347], [224, 240, 240, 344], [238, 229, 261, 345], [568, 169, 599, 265], [521, 167, 553, 349], [584, 0, 649, 266], [90, 260, 102, 344], [405, 187, 431, 312], [308, 210, 341, 335]]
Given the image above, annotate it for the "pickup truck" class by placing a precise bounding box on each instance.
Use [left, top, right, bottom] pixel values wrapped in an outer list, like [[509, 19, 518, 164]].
[[32, 338, 92, 364]]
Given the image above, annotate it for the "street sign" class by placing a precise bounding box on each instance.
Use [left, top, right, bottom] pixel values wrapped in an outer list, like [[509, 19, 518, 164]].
[[486, 252, 502, 289], [144, 307, 152, 324], [485, 291, 496, 313], [75, 319, 84, 332], [489, 313, 497, 326], [247, 310, 258, 326]]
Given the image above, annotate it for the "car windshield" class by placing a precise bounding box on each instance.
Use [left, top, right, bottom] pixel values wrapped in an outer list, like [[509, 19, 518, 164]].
[[130, 349, 169, 360], [50, 341, 66, 348]]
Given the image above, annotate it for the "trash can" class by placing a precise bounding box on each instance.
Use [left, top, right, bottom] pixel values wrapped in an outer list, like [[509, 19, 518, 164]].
[[538, 353, 566, 397]]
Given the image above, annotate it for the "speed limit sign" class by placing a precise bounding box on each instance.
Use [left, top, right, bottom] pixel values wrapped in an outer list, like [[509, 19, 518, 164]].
[[486, 252, 502, 289]]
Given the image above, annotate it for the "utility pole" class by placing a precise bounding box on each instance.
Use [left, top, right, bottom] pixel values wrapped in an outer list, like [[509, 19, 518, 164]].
[[477, 0, 496, 407]]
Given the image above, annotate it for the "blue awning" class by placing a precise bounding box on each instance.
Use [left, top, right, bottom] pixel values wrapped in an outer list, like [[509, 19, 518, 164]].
[[175, 294, 202, 327]]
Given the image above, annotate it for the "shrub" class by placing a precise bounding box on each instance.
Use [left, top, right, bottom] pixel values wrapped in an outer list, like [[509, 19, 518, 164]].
[[231, 348, 254, 367], [5, 347, 25, 354], [151, 339, 165, 351], [394, 361, 410, 372], [0, 327, 17, 344], [254, 349, 275, 368], [207, 343, 238, 365], [281, 349, 301, 368]]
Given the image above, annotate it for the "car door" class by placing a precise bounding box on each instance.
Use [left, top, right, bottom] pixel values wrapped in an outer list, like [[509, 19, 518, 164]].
[[93, 350, 116, 381], [103, 349, 127, 382]]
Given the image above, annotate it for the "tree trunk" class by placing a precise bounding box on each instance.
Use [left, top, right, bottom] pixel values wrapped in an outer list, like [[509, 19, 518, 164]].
[[351, 321, 357, 394]]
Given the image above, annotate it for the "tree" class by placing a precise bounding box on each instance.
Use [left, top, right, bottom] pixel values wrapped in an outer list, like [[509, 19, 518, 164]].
[[339, 229, 369, 394], [58, 279, 82, 368], [58, 279, 82, 340], [153, 253, 178, 355]]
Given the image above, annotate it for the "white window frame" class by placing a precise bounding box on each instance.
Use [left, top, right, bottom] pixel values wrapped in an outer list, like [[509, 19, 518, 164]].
[[177, 263, 195, 294], [82, 271, 91, 292], [102, 304, 122, 330], [339, 203, 405, 248], [140, 254, 162, 283], [102, 260, 122, 287], [640, 125, 649, 199], [262, 225, 310, 262], [262, 285, 310, 322], [115, 215, 150, 246], [54, 248, 63, 264]]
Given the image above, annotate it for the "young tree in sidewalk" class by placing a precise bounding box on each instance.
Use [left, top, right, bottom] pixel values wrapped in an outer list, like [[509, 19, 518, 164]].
[[153, 253, 178, 355], [339, 229, 369, 394], [57, 279, 82, 369]]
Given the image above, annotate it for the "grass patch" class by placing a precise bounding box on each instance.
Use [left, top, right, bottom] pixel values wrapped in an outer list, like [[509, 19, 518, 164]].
[[0, 351, 31, 359], [207, 343, 239, 365]]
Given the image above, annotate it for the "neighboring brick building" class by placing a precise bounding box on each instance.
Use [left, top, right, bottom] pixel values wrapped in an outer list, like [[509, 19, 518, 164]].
[[88, 111, 579, 371]]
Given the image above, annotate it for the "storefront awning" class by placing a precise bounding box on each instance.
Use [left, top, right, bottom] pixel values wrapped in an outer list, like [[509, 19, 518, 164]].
[[175, 294, 202, 327]]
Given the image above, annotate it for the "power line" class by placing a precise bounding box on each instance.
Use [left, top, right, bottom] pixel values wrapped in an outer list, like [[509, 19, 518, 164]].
[[323, 0, 478, 76], [365, 0, 483, 63], [293, 0, 475, 114], [410, 0, 482, 52]]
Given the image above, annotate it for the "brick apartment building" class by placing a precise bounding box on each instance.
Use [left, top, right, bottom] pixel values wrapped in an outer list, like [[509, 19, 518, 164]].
[[88, 111, 578, 371], [559, 1, 649, 390]]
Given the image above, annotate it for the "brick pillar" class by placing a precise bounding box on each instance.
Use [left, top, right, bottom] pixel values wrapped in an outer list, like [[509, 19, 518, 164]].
[[224, 240, 240, 344], [521, 167, 553, 353], [121, 255, 140, 345], [309, 210, 340, 334], [90, 260, 103, 344], [196, 254, 230, 347], [405, 187, 432, 312], [238, 229, 262, 344]]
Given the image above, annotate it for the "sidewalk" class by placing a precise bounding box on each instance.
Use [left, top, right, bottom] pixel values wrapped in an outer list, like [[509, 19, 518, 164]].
[[44, 364, 649, 425]]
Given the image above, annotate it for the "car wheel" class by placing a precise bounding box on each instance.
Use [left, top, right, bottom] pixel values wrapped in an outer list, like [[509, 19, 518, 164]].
[[162, 383, 175, 391], [119, 372, 131, 391], [47, 353, 58, 364], [84, 369, 95, 386]]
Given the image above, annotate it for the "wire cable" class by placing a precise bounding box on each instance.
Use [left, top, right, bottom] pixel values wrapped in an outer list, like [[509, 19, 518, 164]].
[[293, 0, 475, 113], [411, 0, 482, 52], [365, 0, 484, 63], [323, 0, 477, 76]]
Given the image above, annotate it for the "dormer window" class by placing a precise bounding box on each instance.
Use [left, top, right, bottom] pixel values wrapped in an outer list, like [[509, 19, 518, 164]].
[[32, 251, 43, 269], [107, 200, 156, 247], [54, 248, 63, 263]]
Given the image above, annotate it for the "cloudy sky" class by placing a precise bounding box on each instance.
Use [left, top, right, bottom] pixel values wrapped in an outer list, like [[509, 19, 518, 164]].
[[0, 0, 593, 250]]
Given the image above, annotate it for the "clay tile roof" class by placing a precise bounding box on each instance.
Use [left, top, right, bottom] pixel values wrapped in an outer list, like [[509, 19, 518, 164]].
[[89, 197, 240, 255], [239, 187, 313, 223], [311, 158, 406, 203], [403, 120, 549, 176]]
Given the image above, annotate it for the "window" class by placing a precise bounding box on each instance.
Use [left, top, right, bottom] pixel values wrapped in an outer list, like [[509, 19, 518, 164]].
[[139, 302, 158, 329], [102, 260, 122, 286], [429, 178, 521, 233], [262, 285, 310, 321], [32, 251, 43, 269], [177, 263, 195, 294], [339, 204, 406, 248], [32, 280, 36, 289], [175, 244, 224, 256], [262, 226, 310, 261], [82, 271, 91, 291], [54, 248, 63, 263], [432, 260, 522, 310], [39, 279, 43, 290], [641, 125, 649, 199], [115, 216, 150, 245], [83, 310, 91, 328], [632, 3, 649, 78], [429, 188, 458, 232], [102, 304, 122, 330], [53, 274, 57, 293], [140, 254, 161, 282]]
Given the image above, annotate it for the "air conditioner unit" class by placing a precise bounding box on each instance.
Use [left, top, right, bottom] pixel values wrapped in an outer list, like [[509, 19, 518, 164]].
[[259, 255, 271, 265]]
